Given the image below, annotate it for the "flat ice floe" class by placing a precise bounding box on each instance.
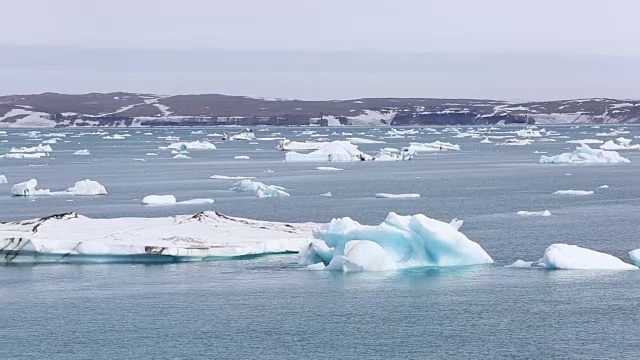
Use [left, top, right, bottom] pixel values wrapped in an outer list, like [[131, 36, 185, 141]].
[[510, 244, 637, 270], [234, 155, 250, 160], [142, 195, 215, 206], [539, 144, 630, 164], [299, 212, 493, 272], [552, 190, 594, 196], [10, 179, 108, 196], [9, 144, 53, 153], [172, 154, 191, 159], [73, 149, 91, 155], [0, 212, 315, 264], [374, 193, 421, 199], [1, 152, 48, 159], [165, 140, 217, 150], [210, 175, 256, 180], [517, 210, 552, 216], [315, 167, 343, 171], [408, 141, 460, 152], [285, 141, 372, 162], [566, 139, 603, 145], [231, 179, 290, 198]]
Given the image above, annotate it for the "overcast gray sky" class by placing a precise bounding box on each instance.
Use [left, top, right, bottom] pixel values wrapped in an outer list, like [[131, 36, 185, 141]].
[[1, 0, 639, 100]]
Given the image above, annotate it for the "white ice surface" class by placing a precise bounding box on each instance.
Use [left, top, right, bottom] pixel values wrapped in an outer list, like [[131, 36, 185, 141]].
[[552, 190, 594, 196], [540, 144, 630, 164], [0, 212, 316, 263], [166, 141, 217, 150], [299, 212, 493, 271], [73, 149, 91, 155], [536, 244, 637, 270], [517, 210, 552, 216], [374, 193, 421, 199], [285, 141, 372, 162]]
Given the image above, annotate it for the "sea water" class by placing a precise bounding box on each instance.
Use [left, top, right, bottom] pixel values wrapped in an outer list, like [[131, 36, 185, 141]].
[[1, 126, 640, 359]]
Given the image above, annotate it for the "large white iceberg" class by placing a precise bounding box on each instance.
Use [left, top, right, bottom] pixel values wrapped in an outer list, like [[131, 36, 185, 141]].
[[10, 179, 108, 196], [9, 144, 53, 153], [285, 141, 372, 162], [0, 211, 316, 264], [511, 244, 637, 270], [231, 179, 290, 198], [540, 144, 630, 164], [299, 212, 493, 272]]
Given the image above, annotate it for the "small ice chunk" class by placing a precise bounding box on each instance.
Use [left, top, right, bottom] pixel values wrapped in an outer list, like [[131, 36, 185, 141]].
[[599, 185, 609, 189], [552, 190, 594, 196], [231, 179, 290, 198], [73, 149, 90, 156], [234, 156, 250, 160], [320, 192, 332, 197], [173, 154, 191, 159], [506, 260, 535, 268], [210, 175, 256, 180], [0, 175, 7, 184], [374, 193, 421, 199], [517, 210, 552, 217], [315, 167, 343, 171]]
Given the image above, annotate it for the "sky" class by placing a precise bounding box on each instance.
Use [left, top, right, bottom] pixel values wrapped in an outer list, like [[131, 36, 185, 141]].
[[1, 0, 639, 100]]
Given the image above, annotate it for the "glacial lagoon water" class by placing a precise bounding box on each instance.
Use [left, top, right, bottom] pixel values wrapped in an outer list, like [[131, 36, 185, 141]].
[[1, 126, 640, 359]]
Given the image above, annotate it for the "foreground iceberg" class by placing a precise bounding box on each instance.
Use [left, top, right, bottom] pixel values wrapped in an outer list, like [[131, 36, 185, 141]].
[[285, 141, 372, 162], [10, 179, 107, 196], [299, 212, 493, 272], [510, 244, 637, 270], [540, 144, 630, 164], [0, 212, 316, 264], [231, 179, 290, 198]]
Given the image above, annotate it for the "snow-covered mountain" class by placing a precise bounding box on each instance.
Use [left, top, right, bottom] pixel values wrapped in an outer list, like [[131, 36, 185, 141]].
[[1, 92, 639, 127]]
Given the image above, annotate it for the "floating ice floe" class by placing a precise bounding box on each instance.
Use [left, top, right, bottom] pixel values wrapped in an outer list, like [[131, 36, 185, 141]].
[[146, 152, 158, 156], [10, 179, 108, 196], [1, 152, 48, 159], [234, 155, 250, 160], [299, 212, 493, 272], [509, 244, 637, 270], [231, 179, 290, 198], [0, 175, 7, 184], [517, 210, 552, 217], [374, 147, 414, 161], [210, 175, 256, 180], [599, 185, 609, 189], [73, 149, 90, 156], [224, 128, 255, 141], [166, 141, 217, 150], [276, 139, 326, 151], [346, 137, 386, 144], [285, 141, 373, 162], [539, 144, 630, 164], [173, 154, 191, 159], [103, 134, 127, 140], [552, 190, 594, 196], [599, 138, 640, 151], [9, 144, 52, 153], [374, 193, 421, 199], [515, 129, 543, 138], [0, 211, 315, 264], [480, 137, 492, 144], [566, 139, 603, 145], [408, 141, 460, 152], [142, 195, 215, 206], [315, 167, 343, 171], [320, 192, 332, 197]]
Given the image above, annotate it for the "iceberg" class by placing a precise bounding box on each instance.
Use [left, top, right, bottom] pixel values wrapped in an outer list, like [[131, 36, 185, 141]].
[[374, 193, 421, 199], [224, 128, 256, 141], [408, 141, 461, 152], [599, 185, 610, 189], [0, 211, 316, 264], [0, 175, 7, 184], [234, 155, 250, 160], [480, 137, 492, 144], [513, 244, 637, 270], [173, 154, 191, 159], [515, 129, 543, 137], [231, 179, 290, 198], [73, 149, 91, 155], [9, 144, 52, 153], [210, 175, 256, 180], [166, 141, 217, 150], [11, 179, 108, 196], [299, 212, 493, 272], [599, 138, 640, 151], [142, 195, 214, 206], [103, 134, 127, 140], [1, 152, 48, 159], [320, 192, 332, 197], [315, 167, 343, 171], [517, 210, 552, 217], [540, 144, 630, 164], [552, 190, 594, 196], [374, 148, 414, 161], [629, 249, 640, 267], [285, 141, 373, 162]]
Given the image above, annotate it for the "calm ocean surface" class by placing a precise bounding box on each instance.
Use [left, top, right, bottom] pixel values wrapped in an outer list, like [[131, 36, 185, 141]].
[[1, 126, 640, 359]]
